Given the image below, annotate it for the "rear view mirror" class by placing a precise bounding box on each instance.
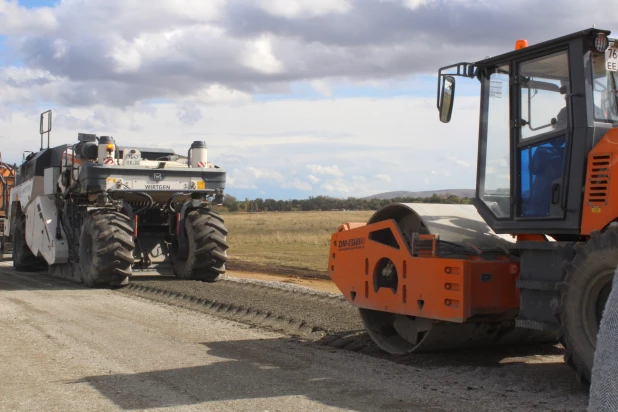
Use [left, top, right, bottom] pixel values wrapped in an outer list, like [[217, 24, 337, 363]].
[[439, 76, 456, 123], [39, 110, 52, 150]]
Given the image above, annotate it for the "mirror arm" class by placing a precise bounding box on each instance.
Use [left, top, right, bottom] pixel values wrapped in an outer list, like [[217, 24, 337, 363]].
[[436, 62, 477, 109]]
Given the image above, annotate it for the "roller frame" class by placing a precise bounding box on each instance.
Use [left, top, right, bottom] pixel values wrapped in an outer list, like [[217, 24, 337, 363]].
[[329, 205, 520, 323], [328, 203, 555, 352]]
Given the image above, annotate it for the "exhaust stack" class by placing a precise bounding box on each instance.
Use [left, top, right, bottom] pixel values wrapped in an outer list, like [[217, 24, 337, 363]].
[[189, 141, 208, 168]]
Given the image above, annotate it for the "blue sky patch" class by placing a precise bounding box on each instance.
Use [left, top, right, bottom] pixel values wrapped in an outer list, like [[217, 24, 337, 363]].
[[18, 0, 58, 8]]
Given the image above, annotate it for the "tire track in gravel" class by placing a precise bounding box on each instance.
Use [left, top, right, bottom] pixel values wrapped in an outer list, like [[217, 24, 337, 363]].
[[121, 276, 363, 339], [124, 276, 570, 365], [122, 275, 590, 410]]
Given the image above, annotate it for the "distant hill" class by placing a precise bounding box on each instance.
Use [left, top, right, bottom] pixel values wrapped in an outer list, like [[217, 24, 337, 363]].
[[364, 189, 475, 200]]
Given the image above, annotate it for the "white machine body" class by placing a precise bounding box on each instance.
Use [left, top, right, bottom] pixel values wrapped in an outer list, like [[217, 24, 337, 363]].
[[7, 172, 69, 264], [8, 139, 220, 268]]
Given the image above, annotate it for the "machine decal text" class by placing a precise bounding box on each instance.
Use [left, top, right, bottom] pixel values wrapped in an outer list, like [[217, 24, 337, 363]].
[[145, 184, 171, 190], [338, 237, 365, 251]]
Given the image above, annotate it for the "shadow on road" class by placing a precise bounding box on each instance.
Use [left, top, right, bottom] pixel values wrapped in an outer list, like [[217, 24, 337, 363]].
[[316, 330, 568, 369], [0, 267, 82, 291], [0, 265, 182, 291], [70, 337, 586, 411]]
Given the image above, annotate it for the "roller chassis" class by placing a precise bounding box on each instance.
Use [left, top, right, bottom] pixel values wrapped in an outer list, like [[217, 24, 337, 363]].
[[332, 28, 618, 383], [329, 204, 555, 353]]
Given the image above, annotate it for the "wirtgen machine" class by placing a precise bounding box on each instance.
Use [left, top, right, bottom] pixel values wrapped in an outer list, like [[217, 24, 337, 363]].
[[328, 28, 618, 381], [0, 153, 17, 258], [6, 110, 229, 287]]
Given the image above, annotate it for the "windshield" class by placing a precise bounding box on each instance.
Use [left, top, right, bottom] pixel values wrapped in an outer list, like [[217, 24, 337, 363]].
[[480, 64, 511, 218], [592, 51, 618, 122]]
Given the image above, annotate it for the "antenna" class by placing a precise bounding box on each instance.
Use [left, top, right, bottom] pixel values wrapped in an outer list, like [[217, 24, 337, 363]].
[[40, 110, 52, 151]]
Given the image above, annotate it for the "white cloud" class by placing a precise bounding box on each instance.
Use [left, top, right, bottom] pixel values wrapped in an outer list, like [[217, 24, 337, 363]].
[[320, 180, 352, 194], [226, 166, 285, 189], [310, 80, 333, 98], [0, 0, 57, 35], [401, 0, 435, 9], [282, 179, 312, 191], [1, 0, 616, 109], [447, 155, 472, 168], [318, 177, 376, 197], [190, 85, 253, 104], [176, 102, 203, 125], [247, 166, 285, 182], [242, 35, 284, 75], [256, 0, 351, 18], [306, 164, 344, 178], [374, 173, 392, 183], [379, 0, 436, 9], [226, 169, 258, 190], [0, 95, 480, 199]]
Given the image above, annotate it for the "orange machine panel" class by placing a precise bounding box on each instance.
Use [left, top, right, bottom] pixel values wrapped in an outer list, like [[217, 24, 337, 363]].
[[329, 220, 519, 323], [0, 160, 16, 219], [581, 128, 618, 235]]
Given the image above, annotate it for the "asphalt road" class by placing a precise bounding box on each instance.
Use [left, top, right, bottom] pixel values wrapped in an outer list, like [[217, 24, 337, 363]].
[[0, 263, 589, 411]]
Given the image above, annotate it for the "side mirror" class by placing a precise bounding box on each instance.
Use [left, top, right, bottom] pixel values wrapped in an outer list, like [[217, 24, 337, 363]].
[[439, 76, 456, 123]]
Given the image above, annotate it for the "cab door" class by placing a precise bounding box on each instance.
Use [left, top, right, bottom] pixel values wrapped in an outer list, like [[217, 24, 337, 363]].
[[515, 50, 570, 219]]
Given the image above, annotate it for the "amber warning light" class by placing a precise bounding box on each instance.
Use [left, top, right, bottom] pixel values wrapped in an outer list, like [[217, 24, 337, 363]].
[[106, 143, 115, 152], [515, 39, 528, 50]]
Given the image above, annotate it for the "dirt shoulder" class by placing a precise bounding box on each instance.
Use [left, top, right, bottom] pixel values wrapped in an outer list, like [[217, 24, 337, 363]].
[[225, 269, 339, 294], [227, 259, 330, 280]]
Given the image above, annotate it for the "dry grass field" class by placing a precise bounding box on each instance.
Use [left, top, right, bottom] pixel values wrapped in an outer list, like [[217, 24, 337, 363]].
[[222, 211, 373, 277]]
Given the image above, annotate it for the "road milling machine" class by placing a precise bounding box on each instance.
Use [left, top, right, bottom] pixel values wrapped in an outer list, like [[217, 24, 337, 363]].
[[6, 111, 229, 287], [328, 28, 618, 381], [0, 154, 17, 258]]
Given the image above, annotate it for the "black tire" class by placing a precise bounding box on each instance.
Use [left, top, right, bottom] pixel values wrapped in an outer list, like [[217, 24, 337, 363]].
[[172, 208, 229, 282], [79, 210, 135, 287], [12, 215, 41, 271], [559, 225, 618, 382]]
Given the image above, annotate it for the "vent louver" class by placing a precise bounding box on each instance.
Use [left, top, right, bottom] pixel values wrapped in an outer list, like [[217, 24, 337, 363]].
[[587, 154, 611, 205]]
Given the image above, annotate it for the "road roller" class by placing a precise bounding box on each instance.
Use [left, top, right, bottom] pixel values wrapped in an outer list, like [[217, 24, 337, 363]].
[[328, 28, 618, 382]]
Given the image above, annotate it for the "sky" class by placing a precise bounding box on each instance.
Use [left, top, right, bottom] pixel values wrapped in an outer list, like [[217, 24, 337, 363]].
[[0, 0, 617, 200]]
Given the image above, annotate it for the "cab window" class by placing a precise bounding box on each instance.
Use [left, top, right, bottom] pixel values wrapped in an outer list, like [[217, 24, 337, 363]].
[[592, 52, 618, 122], [519, 51, 570, 140]]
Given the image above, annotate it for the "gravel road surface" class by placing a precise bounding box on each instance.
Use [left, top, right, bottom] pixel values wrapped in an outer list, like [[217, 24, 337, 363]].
[[0, 263, 589, 411]]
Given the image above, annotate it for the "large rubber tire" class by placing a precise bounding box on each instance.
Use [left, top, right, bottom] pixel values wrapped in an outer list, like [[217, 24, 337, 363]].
[[12, 215, 41, 272], [172, 208, 229, 282], [559, 226, 618, 383], [79, 210, 135, 287]]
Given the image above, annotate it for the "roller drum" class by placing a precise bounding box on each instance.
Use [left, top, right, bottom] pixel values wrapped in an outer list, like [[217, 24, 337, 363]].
[[360, 203, 555, 354]]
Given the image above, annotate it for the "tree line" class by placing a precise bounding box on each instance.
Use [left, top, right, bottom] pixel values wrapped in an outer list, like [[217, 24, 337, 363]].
[[220, 194, 472, 212]]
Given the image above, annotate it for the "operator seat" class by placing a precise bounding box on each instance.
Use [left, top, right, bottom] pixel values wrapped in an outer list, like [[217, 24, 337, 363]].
[[527, 139, 565, 217]]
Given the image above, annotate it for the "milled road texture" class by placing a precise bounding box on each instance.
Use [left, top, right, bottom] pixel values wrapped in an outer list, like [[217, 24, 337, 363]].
[[0, 263, 589, 411]]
